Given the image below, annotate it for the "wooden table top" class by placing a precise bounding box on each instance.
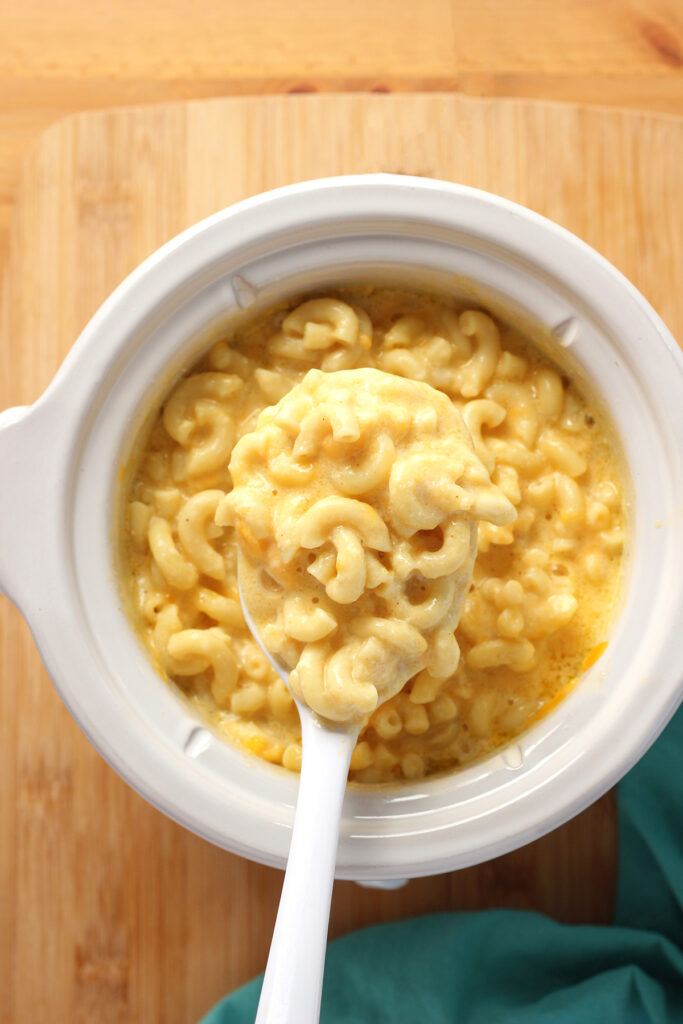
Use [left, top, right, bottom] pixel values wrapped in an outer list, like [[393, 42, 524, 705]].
[[0, 6, 681, 1022], [1, 0, 682, 270]]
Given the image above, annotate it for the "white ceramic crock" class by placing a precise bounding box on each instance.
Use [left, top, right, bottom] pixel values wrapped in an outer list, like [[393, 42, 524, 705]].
[[1, 175, 682, 881]]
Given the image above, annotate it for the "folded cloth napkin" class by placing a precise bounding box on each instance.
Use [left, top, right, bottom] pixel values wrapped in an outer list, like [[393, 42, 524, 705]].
[[201, 707, 683, 1023]]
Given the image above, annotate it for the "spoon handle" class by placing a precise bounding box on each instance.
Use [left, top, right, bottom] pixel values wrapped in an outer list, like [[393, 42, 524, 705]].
[[255, 714, 357, 1024]]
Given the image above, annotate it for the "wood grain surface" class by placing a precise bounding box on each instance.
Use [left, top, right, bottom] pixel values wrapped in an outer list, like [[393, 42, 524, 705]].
[[1, 92, 682, 1024], [1, 0, 682, 270]]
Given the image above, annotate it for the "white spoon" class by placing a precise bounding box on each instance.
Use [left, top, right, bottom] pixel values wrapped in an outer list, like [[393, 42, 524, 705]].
[[239, 569, 360, 1024]]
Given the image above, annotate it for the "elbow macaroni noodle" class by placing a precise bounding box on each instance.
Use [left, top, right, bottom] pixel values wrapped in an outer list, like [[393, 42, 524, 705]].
[[122, 288, 625, 782]]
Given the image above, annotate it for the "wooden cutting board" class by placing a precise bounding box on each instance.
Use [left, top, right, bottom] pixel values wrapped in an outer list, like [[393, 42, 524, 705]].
[[1, 94, 681, 1024]]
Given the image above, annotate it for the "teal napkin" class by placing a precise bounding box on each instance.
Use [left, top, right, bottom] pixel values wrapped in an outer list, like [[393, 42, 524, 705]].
[[201, 708, 683, 1023]]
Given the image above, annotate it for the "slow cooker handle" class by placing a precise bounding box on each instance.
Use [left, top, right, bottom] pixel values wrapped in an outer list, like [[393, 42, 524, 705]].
[[0, 404, 48, 605]]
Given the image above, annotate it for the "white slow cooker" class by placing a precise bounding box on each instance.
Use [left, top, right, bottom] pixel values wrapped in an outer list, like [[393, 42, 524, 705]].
[[1, 175, 682, 880]]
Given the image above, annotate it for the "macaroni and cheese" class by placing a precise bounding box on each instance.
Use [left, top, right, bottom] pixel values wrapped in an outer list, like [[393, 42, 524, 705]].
[[223, 367, 515, 722], [122, 288, 625, 782]]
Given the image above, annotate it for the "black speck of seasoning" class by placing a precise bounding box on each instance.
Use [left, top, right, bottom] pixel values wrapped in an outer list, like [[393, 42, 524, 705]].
[[585, 414, 595, 427]]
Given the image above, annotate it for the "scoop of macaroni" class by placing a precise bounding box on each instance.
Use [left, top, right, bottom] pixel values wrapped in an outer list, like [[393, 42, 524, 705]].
[[221, 367, 516, 723]]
